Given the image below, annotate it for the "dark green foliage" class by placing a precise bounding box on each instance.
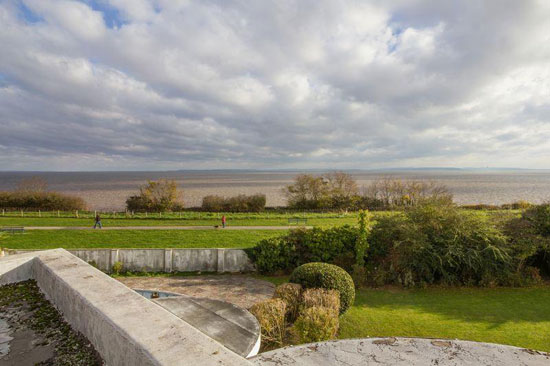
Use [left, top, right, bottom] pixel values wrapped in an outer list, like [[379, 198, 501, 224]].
[[249, 226, 359, 273], [0, 191, 86, 211], [368, 203, 514, 286], [201, 194, 266, 212], [290, 262, 355, 314], [523, 203, 550, 237], [504, 204, 550, 277]]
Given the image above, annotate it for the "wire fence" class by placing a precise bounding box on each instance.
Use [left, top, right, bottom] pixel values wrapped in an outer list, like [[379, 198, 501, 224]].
[[0, 209, 358, 220]]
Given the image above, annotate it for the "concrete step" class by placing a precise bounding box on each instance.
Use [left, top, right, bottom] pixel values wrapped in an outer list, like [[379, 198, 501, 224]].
[[153, 296, 260, 358]]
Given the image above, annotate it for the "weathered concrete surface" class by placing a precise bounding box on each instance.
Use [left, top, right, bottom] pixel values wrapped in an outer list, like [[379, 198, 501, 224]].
[[117, 275, 275, 309], [252, 337, 550, 366], [0, 249, 252, 366], [0, 251, 38, 285], [4, 248, 255, 273], [153, 296, 260, 358]]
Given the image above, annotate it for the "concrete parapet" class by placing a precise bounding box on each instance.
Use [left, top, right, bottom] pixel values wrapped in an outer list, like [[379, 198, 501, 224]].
[[0, 249, 252, 366]]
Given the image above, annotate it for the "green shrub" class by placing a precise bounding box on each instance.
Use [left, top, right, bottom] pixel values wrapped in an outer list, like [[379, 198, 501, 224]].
[[248, 236, 297, 274], [126, 179, 182, 212], [290, 263, 355, 314], [523, 203, 550, 237], [112, 261, 123, 275], [249, 299, 287, 349], [369, 203, 513, 286], [201, 194, 266, 212], [0, 191, 86, 211], [273, 283, 302, 321], [249, 226, 359, 274], [300, 288, 340, 315], [293, 306, 339, 344]]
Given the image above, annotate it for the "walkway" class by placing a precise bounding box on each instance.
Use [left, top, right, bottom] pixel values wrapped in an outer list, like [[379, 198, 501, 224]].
[[22, 225, 310, 230], [117, 275, 275, 309]]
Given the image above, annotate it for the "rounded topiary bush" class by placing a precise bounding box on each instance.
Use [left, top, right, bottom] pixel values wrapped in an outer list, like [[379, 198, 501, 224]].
[[289, 262, 355, 314]]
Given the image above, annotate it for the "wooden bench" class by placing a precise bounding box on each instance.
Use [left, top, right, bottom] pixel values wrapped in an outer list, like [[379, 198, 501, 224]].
[[288, 218, 307, 225], [0, 226, 25, 234]]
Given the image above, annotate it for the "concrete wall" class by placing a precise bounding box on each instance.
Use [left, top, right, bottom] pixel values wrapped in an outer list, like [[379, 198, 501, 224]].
[[1, 249, 252, 366], [2, 248, 255, 273]]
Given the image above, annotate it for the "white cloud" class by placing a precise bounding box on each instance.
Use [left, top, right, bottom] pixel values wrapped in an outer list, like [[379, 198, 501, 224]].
[[0, 0, 549, 170]]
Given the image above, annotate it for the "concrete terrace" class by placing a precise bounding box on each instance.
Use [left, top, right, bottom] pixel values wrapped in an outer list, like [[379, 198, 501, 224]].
[[1, 250, 549, 365]]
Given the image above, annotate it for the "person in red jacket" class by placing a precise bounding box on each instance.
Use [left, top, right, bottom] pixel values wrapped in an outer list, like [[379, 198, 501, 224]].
[[221, 215, 226, 228]]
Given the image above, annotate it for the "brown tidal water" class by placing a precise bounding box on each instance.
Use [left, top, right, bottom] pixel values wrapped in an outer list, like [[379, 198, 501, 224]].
[[0, 170, 549, 211]]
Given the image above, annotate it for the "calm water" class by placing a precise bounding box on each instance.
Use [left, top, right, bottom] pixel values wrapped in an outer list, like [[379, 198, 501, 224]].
[[0, 170, 549, 210]]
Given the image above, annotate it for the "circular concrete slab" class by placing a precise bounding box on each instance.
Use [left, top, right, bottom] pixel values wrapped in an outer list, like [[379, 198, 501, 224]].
[[118, 275, 275, 309], [134, 288, 261, 358], [252, 337, 550, 366]]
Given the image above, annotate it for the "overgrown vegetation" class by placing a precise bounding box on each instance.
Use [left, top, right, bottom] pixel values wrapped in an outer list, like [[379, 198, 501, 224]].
[[126, 179, 184, 212], [249, 201, 550, 288], [283, 173, 454, 210], [0, 176, 86, 211], [201, 194, 266, 212], [0, 192, 86, 211]]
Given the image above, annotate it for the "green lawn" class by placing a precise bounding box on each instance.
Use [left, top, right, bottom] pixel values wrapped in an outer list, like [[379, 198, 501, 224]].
[[0, 216, 358, 227], [0, 229, 286, 249], [339, 286, 550, 352], [258, 276, 550, 351], [0, 209, 515, 227]]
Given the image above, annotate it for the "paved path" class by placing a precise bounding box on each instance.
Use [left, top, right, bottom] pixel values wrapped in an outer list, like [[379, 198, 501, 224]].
[[117, 275, 275, 309], [23, 225, 310, 230]]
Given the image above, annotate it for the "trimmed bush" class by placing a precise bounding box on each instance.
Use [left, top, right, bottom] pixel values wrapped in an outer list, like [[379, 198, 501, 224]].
[[290, 263, 355, 314], [293, 306, 339, 344], [249, 299, 287, 349], [201, 194, 266, 212], [273, 283, 302, 321], [301, 288, 340, 315], [249, 226, 359, 274]]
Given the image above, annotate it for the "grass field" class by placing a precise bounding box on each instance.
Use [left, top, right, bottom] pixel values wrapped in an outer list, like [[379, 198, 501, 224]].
[[341, 286, 550, 352], [0, 229, 286, 249], [0, 209, 517, 227], [257, 276, 550, 352]]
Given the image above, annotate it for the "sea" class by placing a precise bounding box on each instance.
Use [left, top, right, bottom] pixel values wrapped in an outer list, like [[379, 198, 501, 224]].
[[0, 170, 549, 211]]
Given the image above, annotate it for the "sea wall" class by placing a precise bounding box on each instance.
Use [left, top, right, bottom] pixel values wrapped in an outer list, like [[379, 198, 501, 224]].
[[2, 248, 254, 273]]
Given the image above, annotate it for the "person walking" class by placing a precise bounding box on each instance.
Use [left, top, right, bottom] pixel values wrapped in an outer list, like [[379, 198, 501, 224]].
[[93, 213, 102, 229], [221, 215, 226, 228]]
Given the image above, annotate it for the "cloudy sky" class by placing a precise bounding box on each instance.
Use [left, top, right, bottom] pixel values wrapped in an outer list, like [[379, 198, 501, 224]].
[[1, 0, 549, 171]]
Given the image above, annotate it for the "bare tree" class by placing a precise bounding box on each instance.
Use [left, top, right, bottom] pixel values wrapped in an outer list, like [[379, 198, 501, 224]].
[[16, 176, 48, 193]]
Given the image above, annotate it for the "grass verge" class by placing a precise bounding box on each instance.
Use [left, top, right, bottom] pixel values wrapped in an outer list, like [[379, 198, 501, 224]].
[[0, 229, 286, 249]]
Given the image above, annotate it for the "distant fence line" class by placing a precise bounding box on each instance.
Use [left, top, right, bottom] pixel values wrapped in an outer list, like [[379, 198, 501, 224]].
[[0, 209, 357, 219]]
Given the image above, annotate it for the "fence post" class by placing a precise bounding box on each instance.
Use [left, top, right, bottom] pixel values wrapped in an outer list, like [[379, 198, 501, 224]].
[[159, 212, 162, 218], [75, 210, 79, 218], [145, 211, 148, 218], [2, 209, 4, 216], [38, 210, 41, 217], [57, 210, 60, 217], [21, 210, 23, 217]]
